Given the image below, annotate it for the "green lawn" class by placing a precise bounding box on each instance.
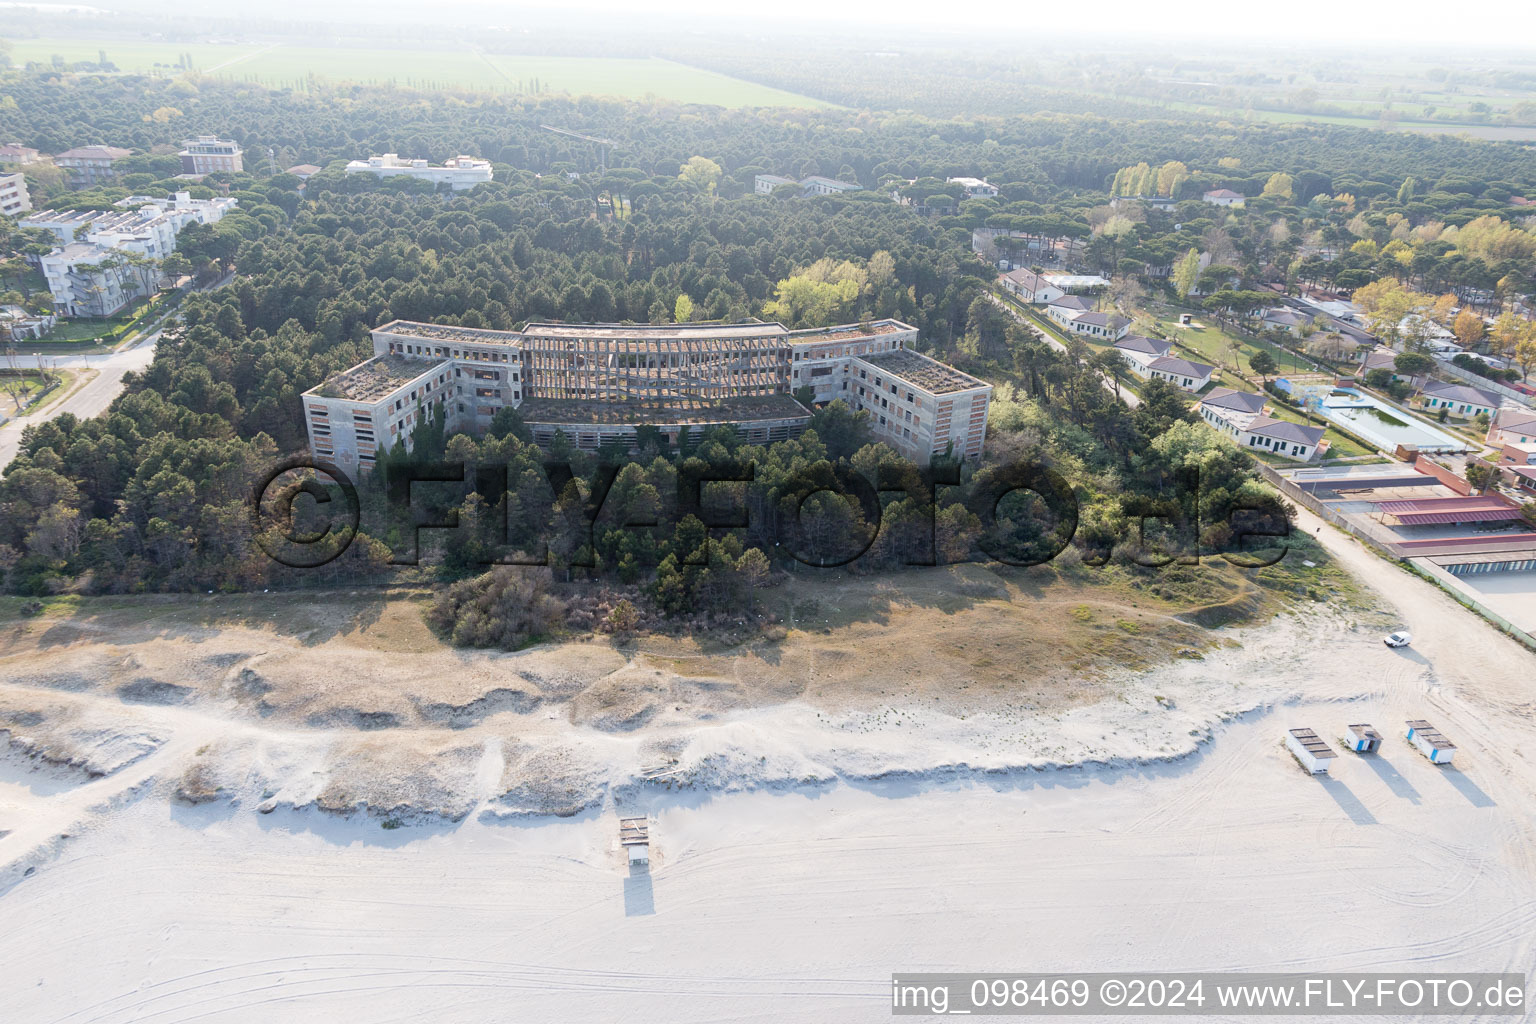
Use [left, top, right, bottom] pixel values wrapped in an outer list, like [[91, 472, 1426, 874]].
[[7, 38, 834, 107], [1152, 311, 1308, 382]]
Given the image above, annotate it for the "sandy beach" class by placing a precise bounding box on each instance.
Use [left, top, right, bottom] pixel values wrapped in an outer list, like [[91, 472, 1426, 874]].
[[2, 510, 1535, 1022]]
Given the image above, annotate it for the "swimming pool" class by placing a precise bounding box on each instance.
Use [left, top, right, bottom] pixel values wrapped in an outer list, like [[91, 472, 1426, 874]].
[[1314, 388, 1465, 453]]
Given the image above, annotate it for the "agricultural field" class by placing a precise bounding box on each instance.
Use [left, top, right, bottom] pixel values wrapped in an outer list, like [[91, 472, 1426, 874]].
[[4, 38, 833, 108]]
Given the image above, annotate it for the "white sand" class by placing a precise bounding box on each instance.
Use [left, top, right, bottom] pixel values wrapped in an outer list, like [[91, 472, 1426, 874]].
[[1, 509, 1535, 1022]]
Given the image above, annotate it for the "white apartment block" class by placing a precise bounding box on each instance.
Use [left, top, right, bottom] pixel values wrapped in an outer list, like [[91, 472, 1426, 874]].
[[179, 136, 243, 175], [0, 172, 31, 218], [304, 318, 990, 475], [345, 154, 493, 190], [28, 193, 237, 316]]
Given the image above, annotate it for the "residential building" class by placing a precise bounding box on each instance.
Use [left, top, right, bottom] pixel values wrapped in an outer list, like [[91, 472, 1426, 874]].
[[304, 318, 989, 474], [54, 145, 131, 187], [31, 193, 236, 316], [754, 174, 795, 195], [1421, 380, 1500, 419], [286, 164, 322, 181], [998, 268, 1064, 304], [1202, 188, 1245, 207], [1242, 415, 1325, 460], [178, 136, 243, 175], [947, 176, 998, 198], [0, 144, 42, 166], [1112, 334, 1174, 371], [1045, 294, 1094, 327], [1041, 273, 1111, 293], [1198, 387, 1268, 437], [1261, 307, 1312, 335], [1063, 311, 1132, 342], [1488, 408, 1536, 447], [345, 154, 493, 190], [1136, 354, 1213, 392], [0, 173, 30, 218], [1197, 388, 1321, 460], [799, 175, 862, 196]]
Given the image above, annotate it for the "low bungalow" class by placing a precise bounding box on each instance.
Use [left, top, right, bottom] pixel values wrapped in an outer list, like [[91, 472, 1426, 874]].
[[1241, 415, 1325, 461], [1261, 308, 1313, 335], [1360, 348, 1428, 387], [1198, 387, 1268, 438], [286, 164, 322, 180], [999, 268, 1064, 304], [1112, 334, 1173, 370], [1420, 380, 1500, 419], [799, 175, 862, 195], [1203, 188, 1245, 207], [1045, 294, 1095, 326], [754, 173, 796, 194], [1488, 408, 1536, 446], [1136, 354, 1212, 392], [1065, 311, 1132, 342]]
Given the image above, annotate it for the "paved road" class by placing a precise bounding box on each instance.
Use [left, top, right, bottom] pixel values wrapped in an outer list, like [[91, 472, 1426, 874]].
[[0, 272, 233, 475], [989, 293, 1141, 409]]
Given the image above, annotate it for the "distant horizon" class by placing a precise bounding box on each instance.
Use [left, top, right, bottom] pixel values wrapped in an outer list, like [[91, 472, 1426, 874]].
[[6, 0, 1535, 52]]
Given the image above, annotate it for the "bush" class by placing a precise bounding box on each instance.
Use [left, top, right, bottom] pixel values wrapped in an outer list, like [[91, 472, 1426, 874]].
[[426, 567, 567, 649]]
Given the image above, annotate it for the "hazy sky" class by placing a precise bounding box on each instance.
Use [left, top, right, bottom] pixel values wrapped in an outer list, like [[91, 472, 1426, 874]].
[[77, 0, 1528, 50]]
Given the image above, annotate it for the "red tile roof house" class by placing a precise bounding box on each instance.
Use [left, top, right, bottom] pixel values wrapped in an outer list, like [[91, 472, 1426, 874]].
[[1420, 380, 1500, 420], [1202, 188, 1246, 207]]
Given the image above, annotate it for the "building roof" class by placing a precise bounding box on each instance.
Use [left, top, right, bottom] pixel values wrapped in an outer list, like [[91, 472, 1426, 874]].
[[1362, 349, 1400, 372], [1114, 334, 1173, 358], [1246, 415, 1325, 446], [1074, 312, 1130, 330], [947, 176, 994, 189], [1263, 308, 1311, 327], [1406, 720, 1455, 750], [1041, 273, 1111, 290], [286, 164, 321, 176], [1204, 188, 1244, 199], [309, 355, 444, 402], [1493, 408, 1536, 434], [1347, 724, 1382, 741], [800, 175, 861, 190], [786, 319, 912, 343], [1147, 355, 1213, 379], [1200, 387, 1267, 414], [55, 145, 131, 161], [1288, 728, 1336, 759], [523, 320, 789, 341], [1002, 267, 1045, 290], [1048, 294, 1094, 312], [860, 348, 989, 395], [1421, 379, 1500, 408], [755, 174, 795, 185], [1377, 494, 1519, 526]]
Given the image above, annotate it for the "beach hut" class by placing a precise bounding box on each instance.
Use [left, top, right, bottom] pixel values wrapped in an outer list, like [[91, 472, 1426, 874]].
[[1286, 728, 1337, 774], [1345, 724, 1381, 753], [619, 817, 650, 865], [1405, 721, 1456, 764]]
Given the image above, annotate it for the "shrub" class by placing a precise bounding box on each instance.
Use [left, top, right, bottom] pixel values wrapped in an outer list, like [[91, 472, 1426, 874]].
[[426, 567, 568, 649]]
